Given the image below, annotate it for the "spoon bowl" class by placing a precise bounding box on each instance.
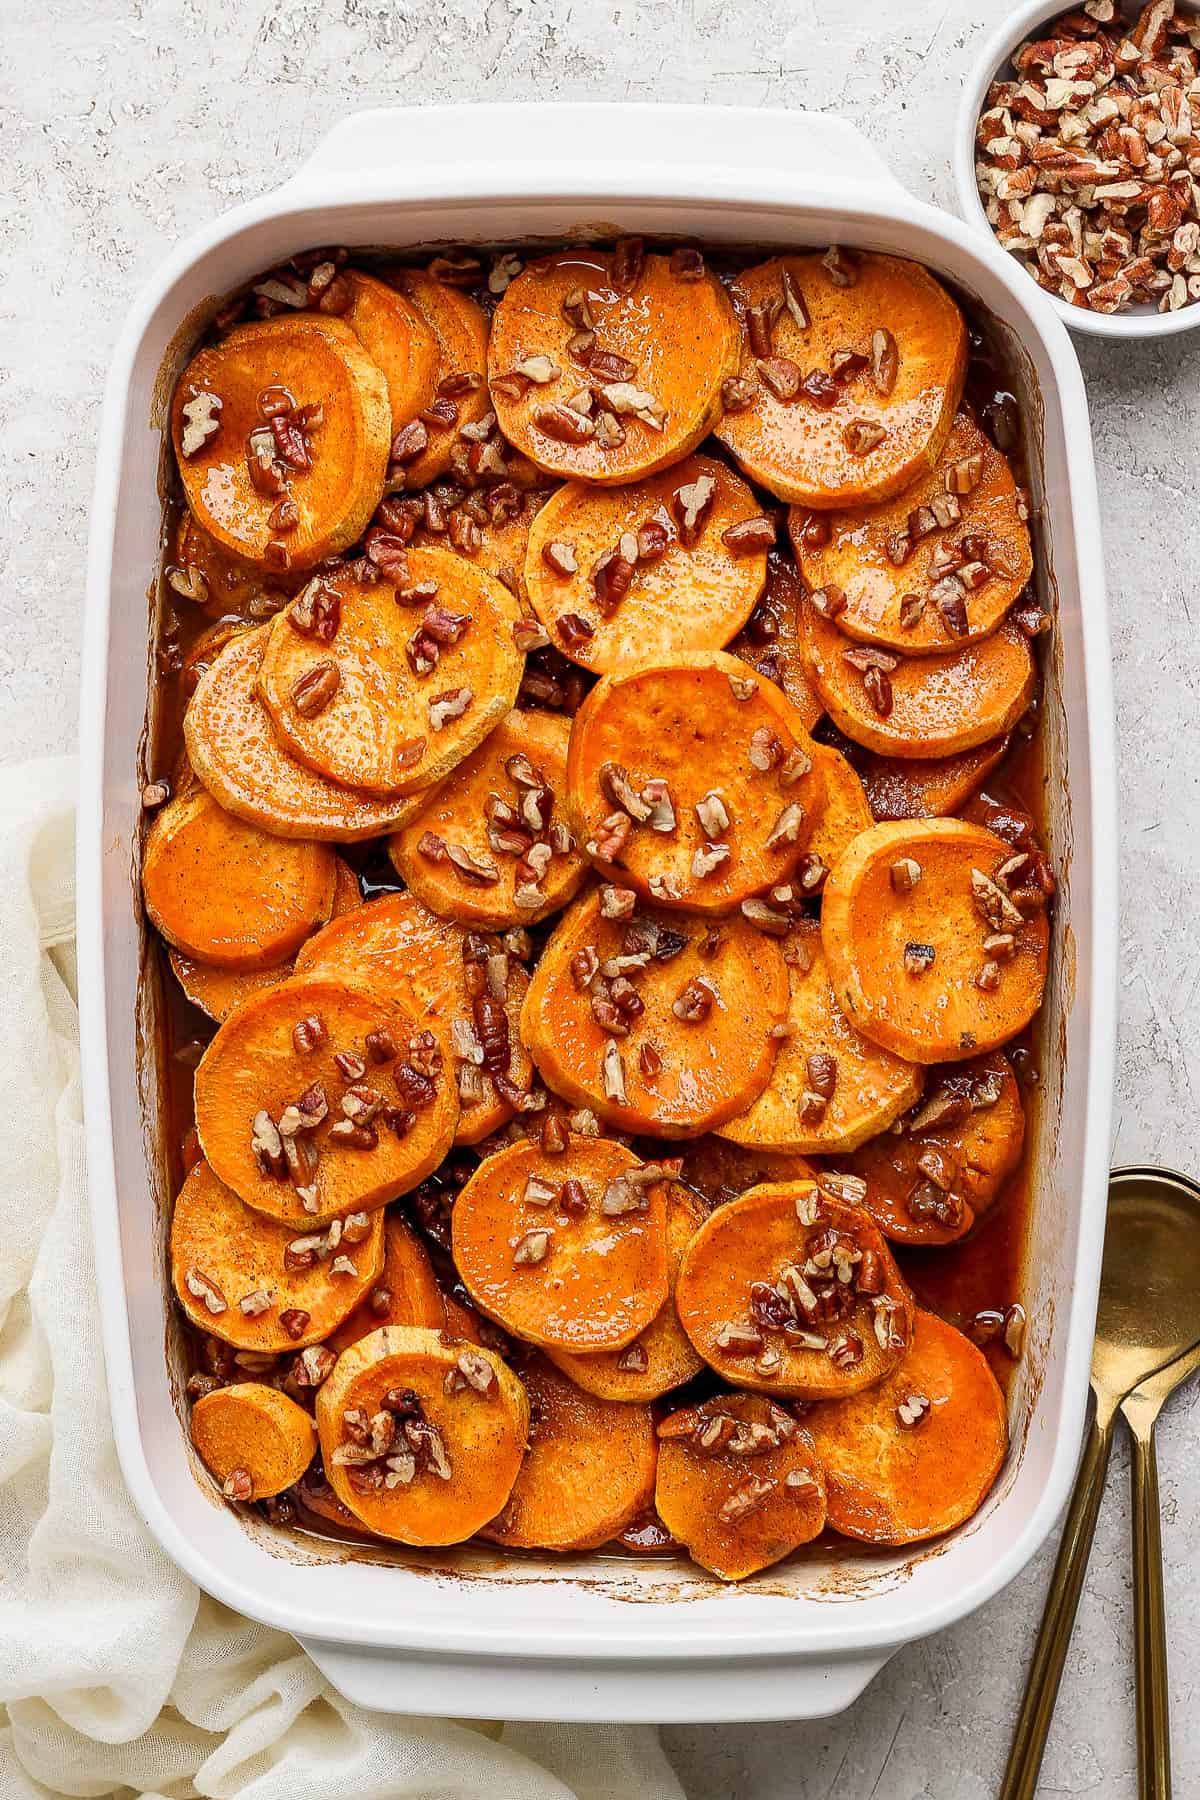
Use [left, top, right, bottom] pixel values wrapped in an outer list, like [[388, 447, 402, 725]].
[[1093, 1166, 1200, 1411]]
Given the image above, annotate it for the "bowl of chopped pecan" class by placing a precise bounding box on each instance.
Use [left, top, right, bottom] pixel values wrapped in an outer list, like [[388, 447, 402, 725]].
[[956, 0, 1200, 333]]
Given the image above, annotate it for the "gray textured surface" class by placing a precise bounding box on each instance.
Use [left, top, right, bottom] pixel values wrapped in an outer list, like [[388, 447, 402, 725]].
[[3, 0, 1199, 1794]]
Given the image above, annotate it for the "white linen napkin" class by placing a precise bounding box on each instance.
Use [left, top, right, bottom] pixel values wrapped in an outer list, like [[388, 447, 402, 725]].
[[0, 756, 685, 1800]]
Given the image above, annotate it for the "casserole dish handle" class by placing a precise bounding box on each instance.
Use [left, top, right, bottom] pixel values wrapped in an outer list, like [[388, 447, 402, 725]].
[[280, 103, 908, 202], [299, 1635, 893, 1722]]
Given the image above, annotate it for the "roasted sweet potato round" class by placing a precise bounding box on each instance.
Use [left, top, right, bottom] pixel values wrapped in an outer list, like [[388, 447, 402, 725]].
[[805, 744, 873, 874], [169, 512, 301, 617], [523, 454, 768, 673], [144, 787, 336, 968], [805, 1308, 1007, 1544], [852, 737, 1010, 821], [340, 270, 439, 438], [566, 651, 826, 914], [718, 920, 923, 1155], [715, 251, 966, 508], [801, 603, 1035, 760], [191, 1382, 317, 1500], [520, 889, 789, 1138], [184, 627, 424, 841], [479, 1355, 657, 1551], [844, 1053, 1025, 1245], [256, 552, 523, 797], [294, 891, 536, 1145], [730, 552, 824, 730], [675, 1181, 912, 1398], [488, 246, 740, 484], [315, 1325, 529, 1544], [675, 1137, 818, 1211], [170, 1158, 385, 1350], [545, 1186, 705, 1400], [411, 483, 557, 602], [387, 710, 589, 928], [388, 268, 492, 488], [171, 315, 391, 570], [820, 819, 1050, 1062], [327, 1212, 447, 1353], [792, 412, 1033, 653], [193, 974, 459, 1224], [451, 1136, 670, 1352], [655, 1393, 826, 1581]]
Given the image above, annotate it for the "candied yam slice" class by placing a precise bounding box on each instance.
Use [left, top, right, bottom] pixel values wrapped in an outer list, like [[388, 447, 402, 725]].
[[171, 315, 391, 570], [412, 482, 557, 602], [193, 973, 459, 1224], [480, 1355, 657, 1551], [820, 819, 1050, 1063], [184, 627, 424, 842], [520, 890, 789, 1138], [853, 736, 1010, 821], [143, 787, 337, 968], [523, 454, 768, 673], [315, 1325, 528, 1545], [169, 1159, 384, 1351], [257, 551, 523, 797], [655, 1394, 826, 1581], [488, 247, 740, 484], [341, 270, 439, 437], [806, 744, 873, 874], [805, 1308, 1007, 1544], [451, 1136, 670, 1352], [730, 552, 823, 731], [546, 1187, 706, 1400], [676, 1136, 818, 1211], [718, 921, 923, 1155], [190, 1382, 317, 1501], [791, 412, 1033, 653], [844, 1053, 1025, 1246], [294, 891, 536, 1146], [675, 1181, 912, 1399], [389, 268, 493, 488], [328, 1212, 446, 1352], [801, 603, 1034, 760], [169, 512, 301, 617], [566, 652, 826, 914], [387, 710, 589, 928], [171, 855, 361, 1024], [715, 251, 967, 508]]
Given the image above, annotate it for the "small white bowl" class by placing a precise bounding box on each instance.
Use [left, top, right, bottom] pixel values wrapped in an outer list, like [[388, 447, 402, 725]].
[[954, 0, 1200, 339]]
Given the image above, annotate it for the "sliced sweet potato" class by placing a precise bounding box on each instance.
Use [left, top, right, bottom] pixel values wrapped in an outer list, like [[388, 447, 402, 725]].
[[387, 710, 589, 928], [488, 246, 740, 484], [854, 737, 1010, 821], [805, 744, 873, 873], [522, 454, 768, 673], [169, 512, 301, 617], [730, 552, 824, 731], [144, 787, 336, 968], [674, 1181, 913, 1398], [340, 270, 440, 438], [171, 315, 391, 570], [675, 1137, 818, 1212], [842, 1053, 1025, 1245], [315, 1325, 528, 1545], [520, 889, 789, 1138], [566, 651, 826, 914], [479, 1355, 657, 1551], [190, 1382, 317, 1501], [169, 856, 362, 1024], [327, 1212, 445, 1353], [451, 1136, 670, 1352], [791, 412, 1033, 653], [805, 1308, 1007, 1544], [388, 268, 492, 488], [801, 603, 1034, 760], [256, 551, 523, 797], [185, 627, 425, 842], [718, 921, 923, 1155], [655, 1394, 826, 1581], [294, 891, 535, 1145], [820, 819, 1050, 1062], [411, 483, 557, 602], [545, 1187, 706, 1400], [715, 252, 966, 508], [170, 1158, 385, 1350], [193, 973, 459, 1224]]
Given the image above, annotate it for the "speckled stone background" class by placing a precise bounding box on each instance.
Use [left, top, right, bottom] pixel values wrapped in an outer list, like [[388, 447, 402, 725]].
[[3, 0, 1198, 1794]]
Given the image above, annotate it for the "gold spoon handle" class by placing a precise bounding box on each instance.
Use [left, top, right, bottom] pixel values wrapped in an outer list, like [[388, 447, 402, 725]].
[[1122, 1392, 1172, 1800], [1000, 1396, 1115, 1800]]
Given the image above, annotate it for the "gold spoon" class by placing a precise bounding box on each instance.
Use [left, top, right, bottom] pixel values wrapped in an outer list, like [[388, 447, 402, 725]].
[[1000, 1166, 1200, 1800]]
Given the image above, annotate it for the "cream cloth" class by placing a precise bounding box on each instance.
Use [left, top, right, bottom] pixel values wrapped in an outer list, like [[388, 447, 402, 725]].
[[0, 757, 685, 1800]]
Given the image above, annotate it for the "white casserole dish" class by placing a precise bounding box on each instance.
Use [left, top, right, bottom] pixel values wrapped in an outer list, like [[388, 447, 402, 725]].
[[78, 102, 1118, 1723]]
